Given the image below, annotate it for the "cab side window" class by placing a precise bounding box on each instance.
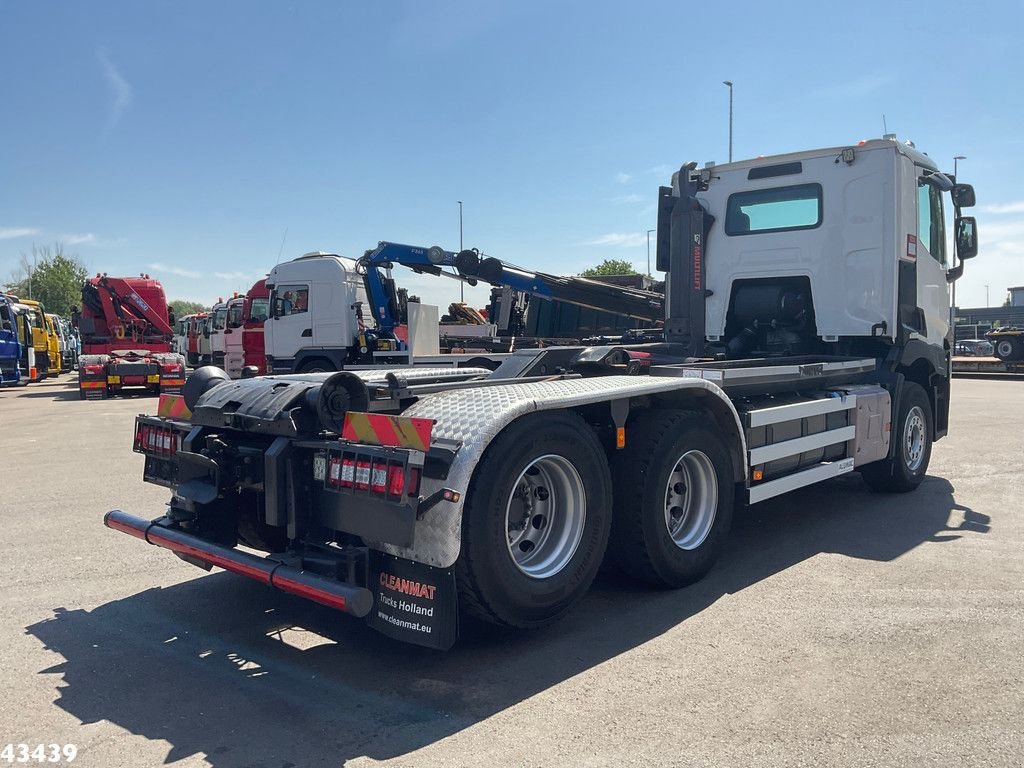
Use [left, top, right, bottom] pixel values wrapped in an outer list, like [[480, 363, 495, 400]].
[[276, 285, 309, 316], [917, 182, 947, 264]]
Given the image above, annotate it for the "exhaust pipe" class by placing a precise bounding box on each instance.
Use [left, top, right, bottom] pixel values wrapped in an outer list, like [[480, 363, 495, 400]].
[[104, 510, 373, 617]]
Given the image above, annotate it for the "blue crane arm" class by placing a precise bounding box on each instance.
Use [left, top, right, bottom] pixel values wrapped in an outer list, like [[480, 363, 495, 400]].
[[358, 242, 468, 332], [358, 240, 663, 332]]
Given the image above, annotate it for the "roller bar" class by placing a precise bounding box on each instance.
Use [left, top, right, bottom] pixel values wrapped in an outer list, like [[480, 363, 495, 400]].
[[103, 509, 374, 617]]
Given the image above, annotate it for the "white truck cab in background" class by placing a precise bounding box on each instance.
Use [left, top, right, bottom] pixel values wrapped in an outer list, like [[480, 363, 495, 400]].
[[264, 253, 377, 374]]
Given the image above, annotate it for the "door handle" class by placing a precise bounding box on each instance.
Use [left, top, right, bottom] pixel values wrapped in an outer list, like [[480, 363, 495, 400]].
[[301, 329, 312, 337]]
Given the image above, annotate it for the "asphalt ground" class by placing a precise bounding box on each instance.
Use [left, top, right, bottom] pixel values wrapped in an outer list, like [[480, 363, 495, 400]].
[[1, 374, 1021, 768]]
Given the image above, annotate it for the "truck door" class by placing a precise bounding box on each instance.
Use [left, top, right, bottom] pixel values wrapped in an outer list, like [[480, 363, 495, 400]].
[[312, 279, 356, 350], [915, 179, 950, 346], [243, 294, 269, 373], [210, 306, 228, 365], [223, 300, 245, 377], [266, 283, 311, 366]]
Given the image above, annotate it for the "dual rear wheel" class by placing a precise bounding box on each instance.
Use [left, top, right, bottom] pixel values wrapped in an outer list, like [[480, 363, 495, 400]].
[[456, 409, 735, 628]]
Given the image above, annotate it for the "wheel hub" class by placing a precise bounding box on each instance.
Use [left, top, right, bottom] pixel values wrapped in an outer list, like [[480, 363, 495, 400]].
[[505, 455, 586, 579], [663, 450, 718, 551], [904, 406, 926, 472]]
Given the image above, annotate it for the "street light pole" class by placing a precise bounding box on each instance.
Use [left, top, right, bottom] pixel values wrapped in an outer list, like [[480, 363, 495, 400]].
[[986, 284, 990, 308], [953, 154, 965, 181], [722, 80, 733, 163], [646, 229, 655, 277], [457, 200, 464, 303]]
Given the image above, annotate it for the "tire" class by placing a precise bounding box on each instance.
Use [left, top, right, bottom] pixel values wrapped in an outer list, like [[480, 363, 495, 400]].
[[608, 410, 735, 588], [298, 358, 335, 374], [861, 381, 932, 493], [456, 411, 612, 629], [994, 337, 1022, 362]]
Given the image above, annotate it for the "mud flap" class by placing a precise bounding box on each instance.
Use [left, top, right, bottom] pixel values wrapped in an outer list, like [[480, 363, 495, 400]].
[[367, 551, 458, 650]]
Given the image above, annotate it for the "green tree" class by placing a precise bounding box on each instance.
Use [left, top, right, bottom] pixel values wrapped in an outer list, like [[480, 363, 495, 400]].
[[169, 299, 210, 318], [4, 243, 88, 316], [579, 259, 638, 277]]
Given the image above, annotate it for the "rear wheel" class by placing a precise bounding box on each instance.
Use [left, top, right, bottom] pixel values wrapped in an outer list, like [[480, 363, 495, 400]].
[[861, 381, 932, 493], [456, 411, 612, 628], [608, 410, 735, 588], [994, 337, 1023, 362]]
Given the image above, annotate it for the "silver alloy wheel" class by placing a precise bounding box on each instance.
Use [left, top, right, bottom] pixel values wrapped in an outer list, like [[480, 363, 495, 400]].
[[504, 454, 586, 579], [903, 405, 927, 472], [663, 450, 718, 550], [997, 340, 1014, 358]]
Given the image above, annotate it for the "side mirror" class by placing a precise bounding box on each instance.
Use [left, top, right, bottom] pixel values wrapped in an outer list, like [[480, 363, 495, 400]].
[[203, 326, 210, 338], [2, 321, 11, 332], [953, 183, 976, 209], [956, 216, 978, 260], [271, 297, 284, 318]]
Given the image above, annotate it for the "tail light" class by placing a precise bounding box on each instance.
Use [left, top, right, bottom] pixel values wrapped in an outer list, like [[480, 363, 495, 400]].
[[325, 452, 422, 499], [83, 364, 104, 376], [160, 363, 182, 374], [134, 422, 181, 457]]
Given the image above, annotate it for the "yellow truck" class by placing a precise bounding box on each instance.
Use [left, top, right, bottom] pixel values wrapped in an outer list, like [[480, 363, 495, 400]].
[[7, 298, 55, 378]]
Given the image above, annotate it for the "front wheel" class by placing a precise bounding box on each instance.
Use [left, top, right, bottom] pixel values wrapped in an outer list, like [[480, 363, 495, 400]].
[[608, 410, 735, 588], [456, 411, 612, 629], [861, 381, 932, 493]]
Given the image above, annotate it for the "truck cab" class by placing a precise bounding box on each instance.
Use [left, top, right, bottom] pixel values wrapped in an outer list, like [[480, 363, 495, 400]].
[[0, 295, 23, 385], [264, 254, 372, 373], [222, 296, 246, 377], [173, 314, 193, 358], [242, 279, 270, 375], [197, 315, 212, 365], [13, 299, 52, 379], [208, 301, 229, 368]]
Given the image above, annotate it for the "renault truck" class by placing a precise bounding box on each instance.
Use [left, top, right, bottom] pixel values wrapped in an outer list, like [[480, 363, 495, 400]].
[[107, 137, 977, 649]]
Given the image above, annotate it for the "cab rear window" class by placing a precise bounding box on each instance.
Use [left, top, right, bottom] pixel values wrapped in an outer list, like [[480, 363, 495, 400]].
[[725, 183, 822, 235]]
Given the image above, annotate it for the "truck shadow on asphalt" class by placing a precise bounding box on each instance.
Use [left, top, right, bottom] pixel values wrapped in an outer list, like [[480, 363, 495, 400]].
[[5, 388, 81, 401], [27, 474, 988, 768]]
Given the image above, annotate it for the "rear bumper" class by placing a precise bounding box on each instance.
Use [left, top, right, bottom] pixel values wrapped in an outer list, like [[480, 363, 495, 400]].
[[103, 510, 374, 617]]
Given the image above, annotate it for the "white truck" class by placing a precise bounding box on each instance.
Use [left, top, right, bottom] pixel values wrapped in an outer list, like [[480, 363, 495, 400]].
[[262, 253, 397, 373], [207, 300, 229, 369], [107, 137, 978, 649]]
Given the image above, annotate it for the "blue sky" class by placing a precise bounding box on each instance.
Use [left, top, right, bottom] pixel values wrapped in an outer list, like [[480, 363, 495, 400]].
[[2, 0, 1022, 310]]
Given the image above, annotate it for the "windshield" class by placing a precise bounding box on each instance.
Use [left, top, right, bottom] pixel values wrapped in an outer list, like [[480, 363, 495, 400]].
[[212, 308, 227, 330], [227, 305, 244, 328], [248, 297, 269, 323]]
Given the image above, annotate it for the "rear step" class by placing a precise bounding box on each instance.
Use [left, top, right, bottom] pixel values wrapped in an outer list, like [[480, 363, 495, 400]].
[[104, 510, 374, 617]]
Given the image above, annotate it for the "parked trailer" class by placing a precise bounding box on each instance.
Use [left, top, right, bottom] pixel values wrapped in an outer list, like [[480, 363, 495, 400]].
[[106, 138, 979, 648], [986, 327, 1024, 362]]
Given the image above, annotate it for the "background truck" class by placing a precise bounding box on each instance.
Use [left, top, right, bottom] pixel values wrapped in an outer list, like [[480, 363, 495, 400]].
[[264, 243, 667, 373], [0, 294, 24, 385], [222, 279, 269, 378], [107, 137, 978, 649], [173, 314, 195, 358], [207, 300, 229, 368], [9, 298, 54, 379], [77, 275, 186, 399]]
